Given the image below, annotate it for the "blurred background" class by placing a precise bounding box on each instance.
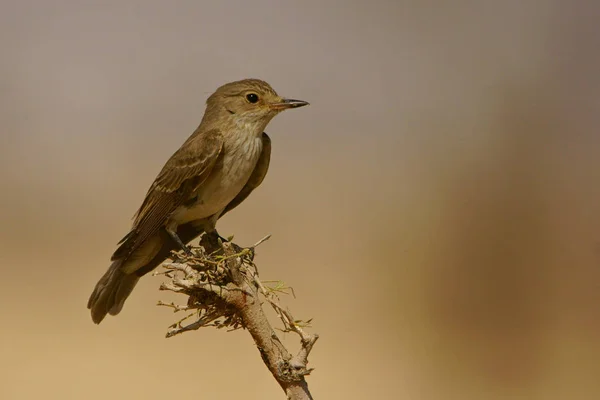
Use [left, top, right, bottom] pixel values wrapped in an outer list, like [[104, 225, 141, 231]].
[[1, 1, 599, 399]]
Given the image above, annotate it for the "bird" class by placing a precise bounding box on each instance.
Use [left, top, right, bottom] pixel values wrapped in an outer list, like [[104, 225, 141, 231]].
[[87, 79, 309, 324]]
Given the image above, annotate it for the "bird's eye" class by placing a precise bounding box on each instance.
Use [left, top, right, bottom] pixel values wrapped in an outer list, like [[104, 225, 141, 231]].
[[246, 93, 259, 103]]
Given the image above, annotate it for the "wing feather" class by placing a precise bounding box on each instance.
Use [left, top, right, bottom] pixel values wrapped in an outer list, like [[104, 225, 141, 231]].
[[112, 129, 223, 261]]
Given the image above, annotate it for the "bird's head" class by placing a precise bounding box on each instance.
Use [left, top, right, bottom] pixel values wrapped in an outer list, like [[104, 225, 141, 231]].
[[203, 79, 309, 131]]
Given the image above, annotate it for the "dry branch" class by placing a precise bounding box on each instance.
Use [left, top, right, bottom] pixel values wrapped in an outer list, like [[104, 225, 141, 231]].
[[155, 233, 318, 400]]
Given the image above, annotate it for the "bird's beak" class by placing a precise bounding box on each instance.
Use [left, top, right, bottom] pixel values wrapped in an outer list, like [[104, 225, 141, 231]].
[[269, 98, 310, 111]]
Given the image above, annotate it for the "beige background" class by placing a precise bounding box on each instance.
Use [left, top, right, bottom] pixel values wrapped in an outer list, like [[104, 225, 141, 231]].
[[1, 1, 599, 399]]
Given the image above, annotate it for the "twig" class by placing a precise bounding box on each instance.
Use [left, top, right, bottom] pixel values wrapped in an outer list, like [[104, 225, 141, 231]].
[[157, 234, 318, 400], [252, 233, 272, 248]]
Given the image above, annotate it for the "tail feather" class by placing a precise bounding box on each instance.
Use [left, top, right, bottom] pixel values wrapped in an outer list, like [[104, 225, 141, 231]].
[[88, 222, 209, 324], [87, 260, 140, 324]]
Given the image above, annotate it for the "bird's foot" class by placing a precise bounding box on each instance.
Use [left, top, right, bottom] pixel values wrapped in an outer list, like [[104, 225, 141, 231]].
[[181, 245, 194, 257], [207, 230, 232, 243], [217, 233, 233, 243]]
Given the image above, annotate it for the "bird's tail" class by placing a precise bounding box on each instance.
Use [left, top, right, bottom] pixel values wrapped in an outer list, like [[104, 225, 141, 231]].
[[87, 259, 140, 324]]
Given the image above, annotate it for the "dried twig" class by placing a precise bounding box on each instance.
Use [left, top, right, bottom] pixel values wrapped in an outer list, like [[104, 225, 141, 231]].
[[157, 233, 318, 400]]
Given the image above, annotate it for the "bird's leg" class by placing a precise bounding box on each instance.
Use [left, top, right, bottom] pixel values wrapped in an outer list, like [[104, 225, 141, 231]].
[[204, 215, 230, 243], [199, 216, 230, 254], [166, 226, 194, 257]]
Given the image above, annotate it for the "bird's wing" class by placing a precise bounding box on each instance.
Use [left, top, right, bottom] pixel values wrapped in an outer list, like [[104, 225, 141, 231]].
[[112, 128, 224, 261], [220, 132, 271, 218]]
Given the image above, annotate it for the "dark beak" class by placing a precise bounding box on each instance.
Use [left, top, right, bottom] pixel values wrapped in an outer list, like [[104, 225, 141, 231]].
[[270, 98, 310, 110]]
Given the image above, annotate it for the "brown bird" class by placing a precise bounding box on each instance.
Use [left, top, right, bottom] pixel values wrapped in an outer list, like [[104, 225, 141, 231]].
[[88, 79, 309, 324]]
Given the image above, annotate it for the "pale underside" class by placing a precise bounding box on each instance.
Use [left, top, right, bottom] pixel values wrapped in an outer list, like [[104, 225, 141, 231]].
[[170, 134, 264, 226]]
